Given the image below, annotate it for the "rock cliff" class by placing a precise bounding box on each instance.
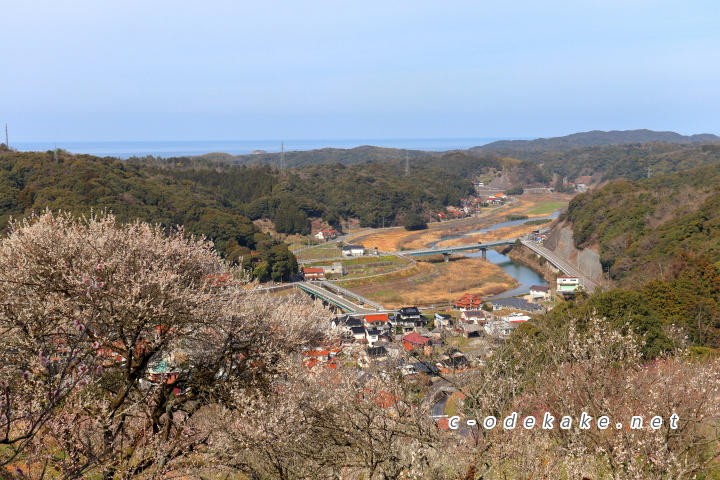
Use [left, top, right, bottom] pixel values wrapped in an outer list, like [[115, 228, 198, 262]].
[[543, 221, 605, 282]]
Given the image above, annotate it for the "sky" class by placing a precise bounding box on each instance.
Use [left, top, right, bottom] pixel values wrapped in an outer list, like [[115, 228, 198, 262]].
[[3, 0, 720, 142]]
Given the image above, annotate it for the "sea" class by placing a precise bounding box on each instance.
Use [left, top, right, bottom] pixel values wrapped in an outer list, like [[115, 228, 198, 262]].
[[11, 138, 520, 160]]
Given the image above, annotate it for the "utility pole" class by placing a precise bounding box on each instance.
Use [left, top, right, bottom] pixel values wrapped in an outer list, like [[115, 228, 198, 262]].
[[4, 124, 7, 148], [54, 143, 58, 163], [405, 150, 409, 176]]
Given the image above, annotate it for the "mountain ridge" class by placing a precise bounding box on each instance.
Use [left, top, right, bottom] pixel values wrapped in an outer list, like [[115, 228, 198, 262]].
[[471, 129, 719, 152]]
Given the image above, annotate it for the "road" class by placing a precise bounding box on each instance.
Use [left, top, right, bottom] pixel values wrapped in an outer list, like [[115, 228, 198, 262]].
[[520, 239, 600, 292], [295, 281, 386, 314]]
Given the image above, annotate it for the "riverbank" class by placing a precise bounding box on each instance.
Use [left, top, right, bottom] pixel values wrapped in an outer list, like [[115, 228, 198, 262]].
[[505, 244, 559, 285]]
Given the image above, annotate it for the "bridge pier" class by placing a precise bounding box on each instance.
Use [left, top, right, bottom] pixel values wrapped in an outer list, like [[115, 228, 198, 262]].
[[481, 248, 487, 259], [443, 253, 450, 262]]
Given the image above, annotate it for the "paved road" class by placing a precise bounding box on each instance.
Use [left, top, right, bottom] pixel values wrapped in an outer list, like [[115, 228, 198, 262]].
[[520, 239, 600, 292], [399, 237, 518, 257], [296, 282, 386, 314]]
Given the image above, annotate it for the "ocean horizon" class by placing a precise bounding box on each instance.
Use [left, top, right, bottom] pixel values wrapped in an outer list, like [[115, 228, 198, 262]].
[[11, 137, 525, 160]]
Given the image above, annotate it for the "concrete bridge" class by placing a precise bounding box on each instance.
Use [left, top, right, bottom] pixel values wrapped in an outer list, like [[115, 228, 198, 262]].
[[398, 238, 519, 261], [295, 281, 385, 314]]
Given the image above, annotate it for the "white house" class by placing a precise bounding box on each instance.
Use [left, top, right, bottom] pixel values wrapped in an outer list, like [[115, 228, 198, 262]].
[[342, 245, 365, 257], [528, 285, 551, 301]]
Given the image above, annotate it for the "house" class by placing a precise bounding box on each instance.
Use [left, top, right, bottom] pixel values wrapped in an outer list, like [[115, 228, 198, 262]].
[[400, 361, 439, 376], [391, 307, 427, 333], [350, 326, 367, 342], [301, 348, 341, 371], [437, 350, 470, 372], [366, 346, 387, 358], [302, 267, 325, 281], [452, 293, 483, 311], [434, 313, 453, 328], [364, 314, 390, 330], [557, 277, 581, 293], [314, 230, 338, 241], [342, 245, 365, 257], [322, 262, 345, 276], [528, 285, 551, 302], [402, 332, 432, 351], [460, 310, 486, 324], [484, 320, 517, 337], [331, 315, 363, 333], [462, 323, 485, 338], [365, 328, 381, 345]]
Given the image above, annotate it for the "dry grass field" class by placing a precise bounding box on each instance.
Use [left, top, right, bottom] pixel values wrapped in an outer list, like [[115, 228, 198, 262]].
[[349, 194, 571, 253], [345, 257, 515, 309]]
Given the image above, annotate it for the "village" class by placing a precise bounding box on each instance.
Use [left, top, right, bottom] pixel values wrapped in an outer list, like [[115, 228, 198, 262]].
[[291, 189, 586, 392]]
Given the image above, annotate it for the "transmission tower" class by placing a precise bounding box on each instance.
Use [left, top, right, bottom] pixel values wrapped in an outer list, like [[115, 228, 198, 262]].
[[405, 150, 409, 176], [280, 141, 285, 170]]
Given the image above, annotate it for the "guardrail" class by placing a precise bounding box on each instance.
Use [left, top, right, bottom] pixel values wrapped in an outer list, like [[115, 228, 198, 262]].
[[318, 281, 384, 310]]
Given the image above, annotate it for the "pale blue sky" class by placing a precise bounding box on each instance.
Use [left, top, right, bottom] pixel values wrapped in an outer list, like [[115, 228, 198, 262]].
[[3, 0, 720, 142]]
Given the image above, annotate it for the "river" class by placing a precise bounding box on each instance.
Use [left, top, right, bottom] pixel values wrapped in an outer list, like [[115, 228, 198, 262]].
[[435, 210, 563, 298]]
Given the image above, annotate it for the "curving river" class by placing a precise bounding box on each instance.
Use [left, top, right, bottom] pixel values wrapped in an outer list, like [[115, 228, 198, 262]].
[[434, 210, 563, 298]]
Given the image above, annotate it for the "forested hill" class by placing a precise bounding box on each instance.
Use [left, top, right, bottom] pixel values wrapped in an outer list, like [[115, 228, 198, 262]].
[[188, 145, 440, 169], [472, 129, 719, 153], [127, 130, 720, 186], [0, 148, 298, 281], [565, 161, 720, 282], [147, 160, 476, 229], [521, 143, 720, 183], [0, 147, 475, 263]]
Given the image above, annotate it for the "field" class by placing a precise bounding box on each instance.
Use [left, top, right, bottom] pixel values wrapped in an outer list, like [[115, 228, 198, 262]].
[[314, 193, 572, 308], [348, 194, 571, 253], [344, 257, 515, 309]]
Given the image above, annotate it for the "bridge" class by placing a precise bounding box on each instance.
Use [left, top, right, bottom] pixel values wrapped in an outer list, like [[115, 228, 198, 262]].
[[295, 281, 385, 314], [401, 235, 601, 292], [399, 238, 519, 261]]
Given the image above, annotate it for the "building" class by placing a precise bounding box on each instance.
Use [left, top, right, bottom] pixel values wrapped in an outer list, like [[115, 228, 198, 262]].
[[557, 277, 581, 293], [314, 230, 338, 241], [364, 314, 390, 330], [452, 293, 483, 311], [302, 267, 325, 281], [402, 332, 432, 351], [434, 313, 453, 328], [341, 245, 365, 257], [528, 285, 551, 301], [322, 262, 345, 276], [391, 307, 427, 333]]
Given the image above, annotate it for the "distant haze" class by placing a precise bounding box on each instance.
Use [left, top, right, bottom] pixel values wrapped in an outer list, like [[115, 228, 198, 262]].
[[3, 1, 719, 142]]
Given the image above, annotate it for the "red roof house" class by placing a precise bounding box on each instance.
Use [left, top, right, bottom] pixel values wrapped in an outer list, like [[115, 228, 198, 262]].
[[302, 267, 325, 280], [402, 332, 432, 351], [452, 293, 483, 311]]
